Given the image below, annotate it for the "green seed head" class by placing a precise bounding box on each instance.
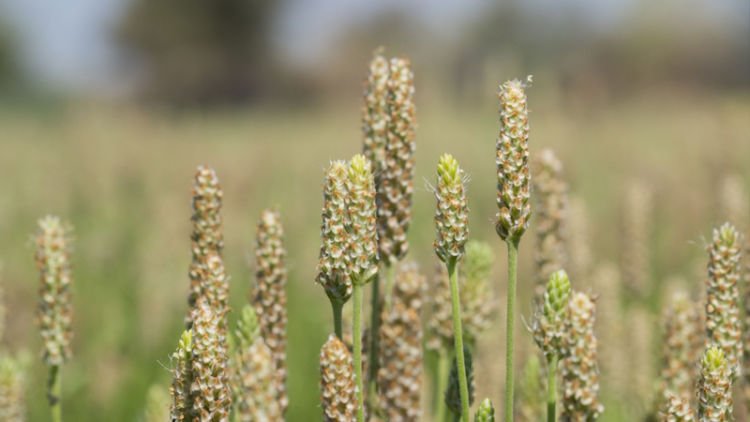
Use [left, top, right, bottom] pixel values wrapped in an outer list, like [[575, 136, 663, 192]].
[[235, 305, 259, 347], [346, 154, 379, 285], [533, 270, 571, 359], [434, 154, 469, 263], [698, 345, 733, 420], [544, 270, 572, 318], [474, 398, 496, 422]]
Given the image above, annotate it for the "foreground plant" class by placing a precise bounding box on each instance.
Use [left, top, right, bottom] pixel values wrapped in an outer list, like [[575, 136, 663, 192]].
[[697, 346, 733, 421], [532, 270, 572, 422], [495, 76, 532, 421], [251, 208, 289, 412], [35, 216, 73, 422], [434, 154, 470, 421], [320, 334, 357, 421]]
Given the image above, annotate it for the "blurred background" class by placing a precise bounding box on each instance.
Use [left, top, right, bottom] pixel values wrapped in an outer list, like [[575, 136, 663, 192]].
[[0, 0, 748, 420]]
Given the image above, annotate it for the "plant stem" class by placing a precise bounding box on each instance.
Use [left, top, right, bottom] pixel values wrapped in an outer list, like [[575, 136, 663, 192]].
[[368, 270, 381, 386], [332, 298, 344, 340], [48, 364, 62, 422], [435, 350, 450, 422], [353, 283, 365, 422], [505, 240, 519, 422], [547, 355, 557, 422], [447, 258, 470, 422]]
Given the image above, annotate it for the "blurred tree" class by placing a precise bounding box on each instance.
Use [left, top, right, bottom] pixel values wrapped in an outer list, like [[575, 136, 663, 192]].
[[118, 0, 282, 105]]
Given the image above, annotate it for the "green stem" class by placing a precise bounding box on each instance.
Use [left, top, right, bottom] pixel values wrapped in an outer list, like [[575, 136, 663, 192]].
[[368, 271, 381, 387], [447, 258, 470, 422], [435, 351, 450, 422], [547, 355, 557, 422], [353, 283, 365, 422], [332, 298, 344, 340], [48, 364, 62, 422], [505, 240, 519, 422]]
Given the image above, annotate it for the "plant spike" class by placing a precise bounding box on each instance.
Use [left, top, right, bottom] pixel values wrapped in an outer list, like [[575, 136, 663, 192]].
[[362, 47, 390, 183], [697, 346, 733, 421], [169, 330, 194, 422], [496, 76, 532, 422], [475, 398, 496, 422], [661, 392, 695, 421], [320, 334, 357, 422], [251, 208, 289, 413]]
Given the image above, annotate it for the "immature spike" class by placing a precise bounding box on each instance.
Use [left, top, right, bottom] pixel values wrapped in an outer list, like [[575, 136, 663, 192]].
[[34, 216, 73, 366], [560, 292, 604, 421], [661, 392, 695, 422], [434, 154, 469, 264], [232, 306, 282, 421], [474, 398, 496, 422], [705, 223, 743, 379], [532, 270, 572, 361], [620, 181, 653, 299], [697, 346, 733, 421], [346, 154, 379, 284], [320, 334, 357, 421], [377, 57, 416, 264], [657, 290, 703, 416], [377, 262, 425, 420], [495, 77, 532, 243], [316, 161, 353, 304], [251, 208, 288, 412], [532, 148, 568, 299], [446, 345, 474, 418], [362, 48, 390, 179], [0, 354, 26, 422], [170, 330, 194, 422], [190, 297, 231, 421], [143, 383, 170, 422]]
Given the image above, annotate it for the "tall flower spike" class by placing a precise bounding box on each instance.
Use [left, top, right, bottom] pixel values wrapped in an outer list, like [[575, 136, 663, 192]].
[[232, 306, 282, 421], [169, 330, 194, 422], [495, 76, 532, 243], [377, 56, 416, 264], [532, 270, 572, 361], [362, 48, 390, 181], [320, 334, 357, 421], [200, 253, 230, 335], [190, 297, 231, 420], [474, 398, 496, 422], [661, 392, 695, 422], [0, 354, 27, 422], [316, 161, 353, 304], [35, 216, 73, 366], [434, 154, 469, 264], [620, 181, 653, 299], [705, 223, 743, 379], [532, 148, 568, 300], [377, 262, 425, 420], [187, 166, 224, 328], [560, 292, 604, 420], [697, 346, 733, 421], [657, 290, 703, 416], [251, 208, 288, 412], [346, 154, 379, 284]]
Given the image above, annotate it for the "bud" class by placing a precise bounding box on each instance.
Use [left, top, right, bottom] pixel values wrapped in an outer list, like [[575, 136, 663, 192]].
[[474, 398, 496, 422], [532, 270, 571, 360]]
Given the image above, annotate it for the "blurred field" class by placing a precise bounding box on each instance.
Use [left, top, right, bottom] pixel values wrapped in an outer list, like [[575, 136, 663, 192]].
[[0, 86, 749, 420]]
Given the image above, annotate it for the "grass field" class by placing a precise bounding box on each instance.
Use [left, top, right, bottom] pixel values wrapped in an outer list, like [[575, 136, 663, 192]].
[[1, 86, 749, 420]]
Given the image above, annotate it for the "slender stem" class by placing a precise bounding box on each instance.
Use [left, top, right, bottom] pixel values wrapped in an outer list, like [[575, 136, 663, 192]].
[[353, 283, 365, 422], [48, 364, 62, 422], [447, 258, 470, 422], [547, 355, 557, 422], [384, 264, 397, 306], [332, 298, 344, 340], [435, 350, 450, 422], [504, 240, 519, 422], [368, 270, 381, 387]]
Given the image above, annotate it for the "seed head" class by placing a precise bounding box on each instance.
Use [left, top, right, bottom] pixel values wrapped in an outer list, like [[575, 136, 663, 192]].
[[251, 208, 288, 413], [474, 398, 496, 422], [362, 48, 390, 179], [434, 154, 469, 264], [532, 148, 568, 299], [377, 57, 416, 264], [346, 154, 379, 284], [495, 77, 532, 243], [620, 181, 653, 299], [532, 270, 572, 360], [661, 392, 695, 422], [0, 353, 27, 422], [560, 292, 604, 420], [705, 223, 742, 379], [320, 334, 357, 421], [169, 330, 194, 422], [697, 346, 733, 421], [377, 262, 425, 420], [316, 161, 353, 304], [34, 215, 74, 366], [232, 306, 282, 421]]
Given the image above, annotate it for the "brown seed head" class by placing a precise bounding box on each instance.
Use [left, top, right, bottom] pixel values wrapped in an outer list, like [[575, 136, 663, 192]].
[[320, 334, 357, 421]]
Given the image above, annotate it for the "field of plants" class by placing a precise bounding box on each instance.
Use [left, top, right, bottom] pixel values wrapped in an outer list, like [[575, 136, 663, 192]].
[[0, 50, 749, 421]]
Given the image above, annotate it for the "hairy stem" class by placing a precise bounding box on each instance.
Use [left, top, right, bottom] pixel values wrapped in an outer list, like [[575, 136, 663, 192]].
[[435, 350, 450, 422], [48, 364, 62, 422], [505, 240, 519, 422], [447, 258, 470, 422], [547, 355, 557, 422], [332, 298, 344, 340], [353, 283, 365, 422]]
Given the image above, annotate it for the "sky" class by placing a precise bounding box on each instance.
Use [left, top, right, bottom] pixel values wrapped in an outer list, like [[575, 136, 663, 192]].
[[0, 0, 746, 93]]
